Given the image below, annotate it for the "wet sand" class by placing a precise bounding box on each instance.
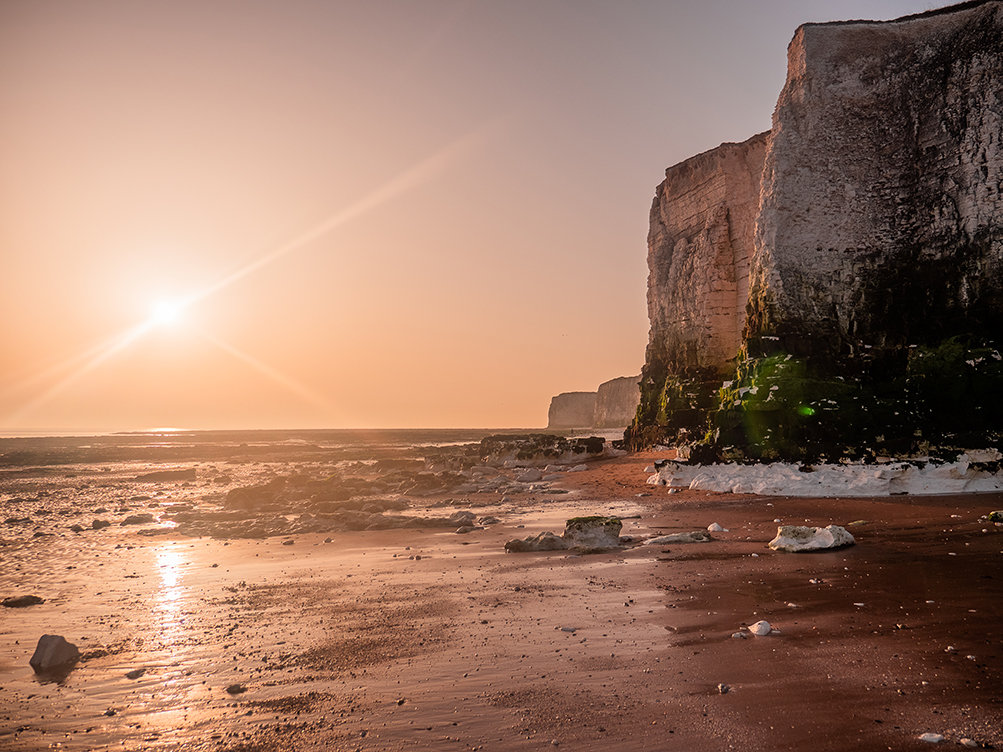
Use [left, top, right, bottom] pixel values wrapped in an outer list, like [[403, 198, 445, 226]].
[[2, 451, 1002, 751]]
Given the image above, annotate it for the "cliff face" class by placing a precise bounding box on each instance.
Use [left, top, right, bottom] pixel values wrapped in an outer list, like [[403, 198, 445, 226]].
[[547, 392, 597, 429], [645, 132, 769, 378], [632, 133, 768, 445], [594, 375, 640, 429], [632, 1, 1003, 459], [748, 2, 1003, 360]]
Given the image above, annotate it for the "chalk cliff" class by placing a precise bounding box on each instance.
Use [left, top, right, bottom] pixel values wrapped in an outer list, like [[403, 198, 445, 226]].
[[547, 392, 597, 429], [631, 1, 1003, 459], [594, 375, 641, 429]]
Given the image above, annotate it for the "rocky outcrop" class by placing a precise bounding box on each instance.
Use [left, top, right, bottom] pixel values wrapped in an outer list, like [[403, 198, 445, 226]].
[[631, 1, 1003, 460], [629, 133, 769, 447], [547, 392, 597, 429], [593, 375, 641, 428], [645, 133, 769, 378]]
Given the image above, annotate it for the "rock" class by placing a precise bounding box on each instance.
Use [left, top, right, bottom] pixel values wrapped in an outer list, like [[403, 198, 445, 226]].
[[568, 464, 588, 472], [562, 516, 622, 549], [707, 523, 727, 532], [731, 632, 747, 639], [92, 519, 111, 529], [29, 634, 80, 673], [505, 531, 570, 553], [516, 468, 544, 483], [547, 392, 597, 429], [69, 524, 84, 532], [121, 513, 155, 526], [768, 525, 855, 552], [225, 683, 247, 695], [135, 468, 197, 482], [594, 375, 641, 429], [749, 620, 772, 636], [643, 531, 712, 545], [988, 511, 1003, 522], [2, 595, 44, 608], [717, 683, 730, 694], [918, 733, 945, 744], [125, 668, 146, 680]]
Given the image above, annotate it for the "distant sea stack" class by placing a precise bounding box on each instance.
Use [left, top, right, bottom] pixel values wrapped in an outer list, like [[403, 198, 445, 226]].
[[629, 1, 1003, 461]]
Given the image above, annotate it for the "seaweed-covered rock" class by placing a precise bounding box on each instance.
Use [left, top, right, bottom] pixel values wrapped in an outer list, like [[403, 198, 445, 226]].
[[563, 516, 622, 549]]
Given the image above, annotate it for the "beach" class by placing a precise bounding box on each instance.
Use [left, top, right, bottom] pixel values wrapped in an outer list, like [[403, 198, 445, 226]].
[[1, 434, 1002, 751]]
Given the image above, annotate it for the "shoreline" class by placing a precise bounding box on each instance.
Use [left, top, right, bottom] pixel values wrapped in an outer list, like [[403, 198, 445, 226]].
[[2, 450, 1002, 751]]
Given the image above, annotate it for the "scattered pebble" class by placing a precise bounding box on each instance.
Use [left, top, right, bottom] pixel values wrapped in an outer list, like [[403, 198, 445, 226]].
[[717, 683, 730, 694], [918, 732, 944, 743], [125, 668, 146, 680], [225, 684, 248, 695]]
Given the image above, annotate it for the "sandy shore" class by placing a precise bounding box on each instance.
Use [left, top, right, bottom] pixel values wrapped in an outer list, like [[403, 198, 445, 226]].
[[2, 451, 1002, 751]]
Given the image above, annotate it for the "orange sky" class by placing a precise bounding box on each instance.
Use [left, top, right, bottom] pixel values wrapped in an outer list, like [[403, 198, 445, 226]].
[[0, 1, 933, 433]]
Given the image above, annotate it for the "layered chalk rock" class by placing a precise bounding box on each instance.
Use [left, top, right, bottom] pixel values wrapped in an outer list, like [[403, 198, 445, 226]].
[[547, 392, 597, 429], [632, 2, 1003, 460], [628, 133, 769, 448], [594, 375, 641, 428], [769, 525, 855, 552]]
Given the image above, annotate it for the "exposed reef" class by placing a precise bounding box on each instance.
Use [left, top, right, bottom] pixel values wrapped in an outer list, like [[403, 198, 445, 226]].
[[629, 1, 1003, 461]]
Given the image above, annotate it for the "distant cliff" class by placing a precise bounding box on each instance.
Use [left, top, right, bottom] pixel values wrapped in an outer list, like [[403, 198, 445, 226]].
[[547, 392, 596, 429], [594, 375, 640, 429], [630, 1, 1003, 460]]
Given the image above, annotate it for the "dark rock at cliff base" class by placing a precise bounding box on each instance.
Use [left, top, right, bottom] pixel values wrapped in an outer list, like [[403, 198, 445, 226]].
[[631, 2, 1003, 460], [30, 634, 80, 673], [479, 434, 605, 465]]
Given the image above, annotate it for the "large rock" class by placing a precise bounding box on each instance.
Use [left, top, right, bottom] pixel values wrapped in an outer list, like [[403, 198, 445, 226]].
[[594, 375, 641, 429], [562, 516, 622, 549], [768, 525, 855, 552], [547, 392, 597, 429], [29, 634, 80, 673], [631, 2, 1003, 459]]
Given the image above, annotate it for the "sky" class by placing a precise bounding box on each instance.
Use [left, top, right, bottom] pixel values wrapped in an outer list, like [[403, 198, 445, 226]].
[[0, 0, 940, 434]]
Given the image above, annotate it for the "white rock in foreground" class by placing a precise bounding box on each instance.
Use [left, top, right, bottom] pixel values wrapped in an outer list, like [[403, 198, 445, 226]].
[[749, 620, 772, 636], [769, 525, 855, 552]]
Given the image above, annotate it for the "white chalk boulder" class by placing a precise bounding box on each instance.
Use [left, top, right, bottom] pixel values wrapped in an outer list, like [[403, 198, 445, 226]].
[[768, 525, 855, 552], [749, 620, 772, 636], [29, 634, 81, 673]]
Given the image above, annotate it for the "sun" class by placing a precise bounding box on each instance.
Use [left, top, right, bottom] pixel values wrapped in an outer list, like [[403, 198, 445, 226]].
[[150, 300, 183, 326]]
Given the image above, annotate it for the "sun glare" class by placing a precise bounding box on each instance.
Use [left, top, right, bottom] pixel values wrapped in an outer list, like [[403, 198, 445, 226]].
[[151, 300, 183, 326]]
